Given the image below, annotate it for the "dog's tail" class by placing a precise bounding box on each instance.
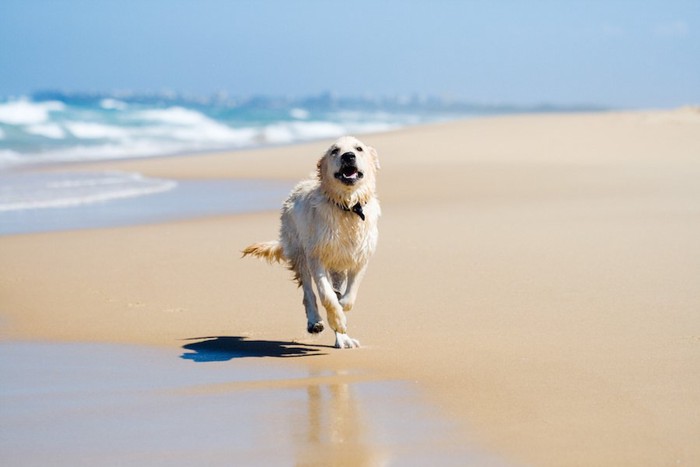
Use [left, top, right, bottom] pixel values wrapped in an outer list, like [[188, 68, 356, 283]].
[[241, 240, 285, 263]]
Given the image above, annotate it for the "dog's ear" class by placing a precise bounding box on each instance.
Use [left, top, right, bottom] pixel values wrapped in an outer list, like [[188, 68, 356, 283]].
[[369, 146, 381, 170], [316, 153, 327, 180]]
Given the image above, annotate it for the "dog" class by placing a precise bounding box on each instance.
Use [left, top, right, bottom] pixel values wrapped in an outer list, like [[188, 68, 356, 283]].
[[242, 136, 380, 348]]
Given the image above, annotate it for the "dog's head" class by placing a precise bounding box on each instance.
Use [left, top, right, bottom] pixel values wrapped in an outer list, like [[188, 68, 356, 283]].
[[317, 136, 380, 204]]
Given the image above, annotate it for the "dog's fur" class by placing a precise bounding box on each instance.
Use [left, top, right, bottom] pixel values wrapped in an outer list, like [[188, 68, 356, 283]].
[[242, 136, 380, 348]]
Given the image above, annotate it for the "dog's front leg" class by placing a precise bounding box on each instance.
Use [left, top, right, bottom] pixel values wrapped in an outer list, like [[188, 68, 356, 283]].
[[309, 259, 360, 349], [310, 260, 346, 333], [338, 264, 367, 312]]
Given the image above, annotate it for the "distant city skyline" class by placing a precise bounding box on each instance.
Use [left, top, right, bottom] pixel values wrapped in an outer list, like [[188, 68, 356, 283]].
[[1, 0, 698, 108]]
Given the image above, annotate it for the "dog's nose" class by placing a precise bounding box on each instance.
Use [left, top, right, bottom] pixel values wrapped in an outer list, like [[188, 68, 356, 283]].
[[341, 152, 356, 164]]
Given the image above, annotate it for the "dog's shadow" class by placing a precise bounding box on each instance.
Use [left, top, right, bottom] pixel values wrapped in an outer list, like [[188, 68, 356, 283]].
[[180, 336, 330, 362]]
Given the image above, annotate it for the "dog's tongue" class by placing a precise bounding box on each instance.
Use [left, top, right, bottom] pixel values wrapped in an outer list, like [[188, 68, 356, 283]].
[[342, 167, 358, 178]]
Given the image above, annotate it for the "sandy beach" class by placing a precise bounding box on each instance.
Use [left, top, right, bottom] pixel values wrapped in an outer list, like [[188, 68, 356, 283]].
[[2, 110, 700, 465]]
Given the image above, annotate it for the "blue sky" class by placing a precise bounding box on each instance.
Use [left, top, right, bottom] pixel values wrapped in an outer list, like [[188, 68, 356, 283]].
[[1, 0, 698, 108]]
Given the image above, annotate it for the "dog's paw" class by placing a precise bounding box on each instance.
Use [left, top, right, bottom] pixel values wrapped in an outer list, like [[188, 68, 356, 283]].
[[334, 333, 361, 349], [307, 321, 324, 334]]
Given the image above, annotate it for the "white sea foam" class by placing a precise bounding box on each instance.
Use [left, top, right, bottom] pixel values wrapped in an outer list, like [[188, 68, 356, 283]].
[[24, 123, 66, 139], [165, 121, 255, 144], [99, 98, 128, 110], [289, 108, 310, 119], [15, 141, 184, 165], [127, 106, 255, 145], [134, 106, 211, 125], [0, 171, 177, 212], [262, 121, 347, 145], [65, 122, 130, 140], [0, 99, 65, 125]]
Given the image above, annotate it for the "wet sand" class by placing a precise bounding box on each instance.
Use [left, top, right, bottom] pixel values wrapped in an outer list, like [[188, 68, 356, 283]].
[[0, 341, 498, 466], [2, 110, 700, 465]]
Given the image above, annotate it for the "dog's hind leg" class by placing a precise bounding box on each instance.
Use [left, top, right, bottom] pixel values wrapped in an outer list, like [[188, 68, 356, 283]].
[[338, 264, 367, 312], [298, 259, 324, 334], [330, 270, 347, 300]]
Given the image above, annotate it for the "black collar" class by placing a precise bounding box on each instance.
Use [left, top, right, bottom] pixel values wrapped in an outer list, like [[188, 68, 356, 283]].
[[334, 201, 365, 221]]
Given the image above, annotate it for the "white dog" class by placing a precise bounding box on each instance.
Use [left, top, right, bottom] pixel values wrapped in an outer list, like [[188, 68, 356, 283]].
[[243, 136, 380, 348]]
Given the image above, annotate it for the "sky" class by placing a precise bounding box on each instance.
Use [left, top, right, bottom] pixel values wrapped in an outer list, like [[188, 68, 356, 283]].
[[1, 0, 698, 108]]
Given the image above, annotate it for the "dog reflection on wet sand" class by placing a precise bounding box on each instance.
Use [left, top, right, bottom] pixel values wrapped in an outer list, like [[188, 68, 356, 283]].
[[294, 373, 388, 466]]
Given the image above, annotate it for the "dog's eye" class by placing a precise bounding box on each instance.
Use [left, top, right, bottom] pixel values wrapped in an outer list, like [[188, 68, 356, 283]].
[[356, 146, 363, 152], [331, 147, 340, 156]]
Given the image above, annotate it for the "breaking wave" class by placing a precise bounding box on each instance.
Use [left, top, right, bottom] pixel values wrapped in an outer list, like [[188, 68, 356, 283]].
[[0, 94, 446, 168]]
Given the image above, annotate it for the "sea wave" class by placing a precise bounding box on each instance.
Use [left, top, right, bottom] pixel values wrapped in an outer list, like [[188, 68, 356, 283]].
[[99, 98, 128, 110], [0, 171, 177, 212], [134, 106, 212, 125], [0, 93, 467, 168], [24, 123, 66, 139], [0, 99, 65, 125]]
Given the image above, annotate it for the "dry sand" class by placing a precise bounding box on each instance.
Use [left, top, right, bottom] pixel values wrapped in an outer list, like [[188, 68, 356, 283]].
[[2, 109, 700, 465]]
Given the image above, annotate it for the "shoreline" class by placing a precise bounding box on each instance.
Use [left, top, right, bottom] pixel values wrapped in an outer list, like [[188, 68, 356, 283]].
[[2, 109, 699, 465], [0, 174, 293, 235]]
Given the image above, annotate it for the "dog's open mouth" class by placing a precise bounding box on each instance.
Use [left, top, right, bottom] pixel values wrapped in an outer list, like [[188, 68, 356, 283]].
[[335, 165, 364, 185]]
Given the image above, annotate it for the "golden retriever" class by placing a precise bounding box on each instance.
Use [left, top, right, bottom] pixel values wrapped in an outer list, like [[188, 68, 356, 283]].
[[243, 136, 380, 348]]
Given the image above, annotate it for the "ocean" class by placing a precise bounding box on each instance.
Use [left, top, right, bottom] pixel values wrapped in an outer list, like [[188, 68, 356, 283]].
[[0, 92, 597, 234], [0, 92, 472, 168]]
